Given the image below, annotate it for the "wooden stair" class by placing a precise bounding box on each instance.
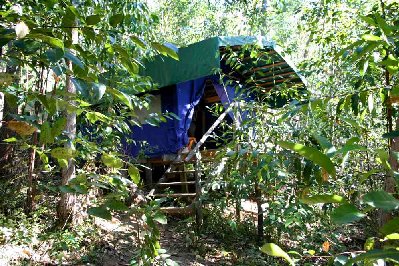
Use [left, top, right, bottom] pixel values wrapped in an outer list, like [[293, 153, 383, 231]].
[[153, 160, 200, 211]]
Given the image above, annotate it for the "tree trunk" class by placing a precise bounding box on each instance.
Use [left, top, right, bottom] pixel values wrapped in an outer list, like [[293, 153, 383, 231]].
[[381, 69, 397, 227], [57, 60, 77, 225], [0, 43, 18, 176], [25, 132, 37, 214]]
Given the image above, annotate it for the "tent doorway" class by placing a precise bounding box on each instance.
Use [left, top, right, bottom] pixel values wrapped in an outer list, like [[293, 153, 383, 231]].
[[188, 80, 233, 150]]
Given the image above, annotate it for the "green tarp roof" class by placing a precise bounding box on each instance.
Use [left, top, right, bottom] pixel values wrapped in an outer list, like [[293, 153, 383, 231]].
[[144, 36, 305, 89]]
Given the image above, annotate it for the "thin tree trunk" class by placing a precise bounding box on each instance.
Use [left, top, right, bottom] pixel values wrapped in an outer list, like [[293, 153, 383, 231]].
[[0, 43, 18, 176], [57, 57, 77, 225], [25, 132, 37, 214]]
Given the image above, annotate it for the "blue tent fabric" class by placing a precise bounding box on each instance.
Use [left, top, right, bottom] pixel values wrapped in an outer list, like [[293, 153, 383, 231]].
[[128, 75, 222, 157]]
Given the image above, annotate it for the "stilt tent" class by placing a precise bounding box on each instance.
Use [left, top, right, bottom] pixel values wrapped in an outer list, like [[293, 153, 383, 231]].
[[127, 36, 306, 158]]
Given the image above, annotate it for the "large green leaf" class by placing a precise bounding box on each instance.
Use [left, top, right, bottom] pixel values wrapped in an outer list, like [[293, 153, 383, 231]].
[[107, 87, 133, 109], [260, 243, 295, 266], [382, 131, 399, 139], [151, 42, 179, 60], [153, 213, 167, 225], [39, 121, 53, 144], [105, 199, 129, 211], [345, 249, 399, 265], [65, 50, 85, 70], [86, 111, 110, 123], [128, 165, 141, 185], [101, 153, 123, 169], [86, 14, 101, 25], [88, 206, 112, 220], [380, 217, 399, 235], [277, 141, 336, 177], [109, 14, 124, 26], [331, 204, 365, 224], [313, 134, 336, 156], [363, 191, 399, 211], [300, 194, 346, 205], [51, 117, 66, 138], [28, 33, 64, 49], [50, 147, 76, 160]]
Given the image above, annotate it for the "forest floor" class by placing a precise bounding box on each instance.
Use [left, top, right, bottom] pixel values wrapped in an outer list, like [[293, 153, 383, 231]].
[[0, 211, 261, 265]]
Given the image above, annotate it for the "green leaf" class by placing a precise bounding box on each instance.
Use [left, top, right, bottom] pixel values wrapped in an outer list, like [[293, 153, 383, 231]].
[[3, 137, 17, 143], [59, 185, 75, 193], [105, 199, 129, 211], [58, 159, 68, 168], [331, 204, 365, 224], [300, 194, 346, 205], [107, 87, 133, 109], [28, 33, 64, 49], [260, 243, 295, 266], [364, 237, 375, 251], [51, 147, 76, 160], [277, 141, 336, 177], [153, 213, 167, 225], [151, 42, 179, 61], [39, 122, 53, 144], [360, 15, 377, 26], [101, 153, 123, 169], [380, 217, 399, 235], [345, 249, 399, 265], [86, 111, 110, 123], [363, 190, 399, 211], [382, 131, 399, 139], [313, 134, 336, 156], [45, 48, 64, 63], [128, 165, 141, 184], [130, 35, 147, 49], [86, 14, 101, 25], [65, 50, 85, 70], [336, 144, 367, 155], [51, 117, 66, 138], [109, 14, 124, 27], [88, 206, 112, 220], [362, 34, 382, 42], [384, 233, 399, 240], [359, 169, 379, 184]]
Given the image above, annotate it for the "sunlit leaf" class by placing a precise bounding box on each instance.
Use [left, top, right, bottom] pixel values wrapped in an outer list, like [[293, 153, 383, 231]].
[[28, 33, 64, 49], [260, 243, 295, 266], [153, 213, 167, 224], [128, 165, 141, 184], [7, 121, 37, 136], [278, 141, 336, 177], [362, 34, 382, 42], [51, 147, 76, 160], [101, 153, 123, 169], [300, 194, 346, 205]]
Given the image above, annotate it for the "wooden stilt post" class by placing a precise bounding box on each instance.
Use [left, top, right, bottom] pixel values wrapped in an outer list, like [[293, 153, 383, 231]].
[[194, 156, 203, 232], [145, 162, 153, 189]]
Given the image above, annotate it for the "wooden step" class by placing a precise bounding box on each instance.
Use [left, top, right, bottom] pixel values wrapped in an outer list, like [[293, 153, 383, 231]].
[[165, 170, 196, 175], [160, 205, 194, 215], [157, 181, 196, 186], [154, 193, 196, 198]]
